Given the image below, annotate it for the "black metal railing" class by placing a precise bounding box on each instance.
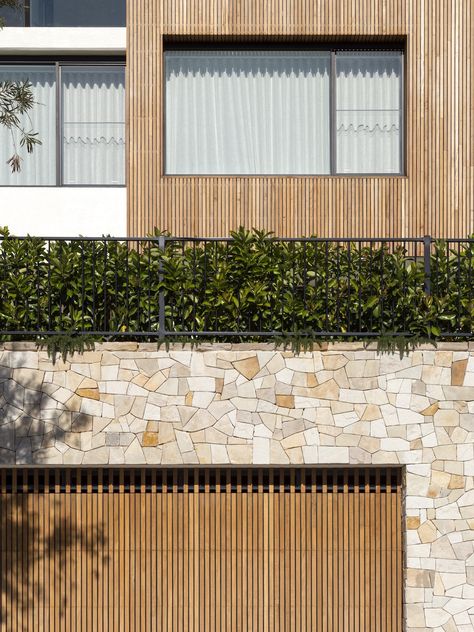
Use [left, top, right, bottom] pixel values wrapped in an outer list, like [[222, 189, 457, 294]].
[[0, 233, 473, 340]]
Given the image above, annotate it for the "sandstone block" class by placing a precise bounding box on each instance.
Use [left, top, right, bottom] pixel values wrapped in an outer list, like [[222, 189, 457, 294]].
[[406, 516, 421, 530], [232, 356, 260, 380], [142, 431, 159, 447], [434, 409, 460, 427], [276, 394, 295, 408], [227, 444, 252, 464]]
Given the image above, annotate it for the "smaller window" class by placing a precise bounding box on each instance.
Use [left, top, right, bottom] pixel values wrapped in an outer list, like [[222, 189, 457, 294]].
[[62, 66, 126, 186], [336, 52, 403, 174], [0, 65, 57, 186], [0, 62, 125, 186]]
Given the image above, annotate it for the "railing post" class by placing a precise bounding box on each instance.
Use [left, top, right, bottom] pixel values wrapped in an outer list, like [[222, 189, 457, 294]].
[[423, 235, 432, 296], [158, 235, 166, 340]]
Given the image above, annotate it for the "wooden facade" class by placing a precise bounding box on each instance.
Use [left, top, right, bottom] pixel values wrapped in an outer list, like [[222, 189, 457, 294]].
[[1, 467, 403, 632], [127, 0, 473, 238]]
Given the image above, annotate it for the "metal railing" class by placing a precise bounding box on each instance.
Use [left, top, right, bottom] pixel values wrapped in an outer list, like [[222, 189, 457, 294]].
[[0, 234, 473, 340]]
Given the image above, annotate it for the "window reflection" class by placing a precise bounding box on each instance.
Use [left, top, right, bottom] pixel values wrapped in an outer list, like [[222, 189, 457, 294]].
[[0, 1, 25, 26], [0, 0, 126, 27]]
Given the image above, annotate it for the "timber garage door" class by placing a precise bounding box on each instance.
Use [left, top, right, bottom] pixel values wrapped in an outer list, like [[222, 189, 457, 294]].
[[1, 467, 402, 632]]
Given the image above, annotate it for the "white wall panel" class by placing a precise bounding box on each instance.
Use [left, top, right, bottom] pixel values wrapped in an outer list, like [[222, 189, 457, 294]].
[[0, 27, 125, 54], [0, 187, 126, 236]]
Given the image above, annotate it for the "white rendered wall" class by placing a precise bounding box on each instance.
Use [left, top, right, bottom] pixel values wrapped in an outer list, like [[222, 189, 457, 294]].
[[0, 27, 126, 54], [0, 28, 127, 236], [0, 188, 127, 237]]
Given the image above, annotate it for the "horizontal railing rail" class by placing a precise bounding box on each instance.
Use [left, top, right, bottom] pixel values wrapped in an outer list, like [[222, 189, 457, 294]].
[[0, 232, 473, 340]]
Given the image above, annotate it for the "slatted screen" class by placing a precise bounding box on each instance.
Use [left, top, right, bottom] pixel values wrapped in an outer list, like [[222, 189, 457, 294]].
[[1, 468, 403, 632], [128, 0, 474, 239]]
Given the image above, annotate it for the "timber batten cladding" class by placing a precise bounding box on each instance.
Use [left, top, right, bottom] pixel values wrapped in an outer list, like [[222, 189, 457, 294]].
[[1, 467, 403, 632], [128, 0, 474, 238]]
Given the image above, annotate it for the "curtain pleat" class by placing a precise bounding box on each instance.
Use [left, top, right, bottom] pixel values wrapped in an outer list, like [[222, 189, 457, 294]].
[[165, 51, 331, 175], [0, 65, 56, 185], [62, 66, 125, 185], [336, 53, 402, 174]]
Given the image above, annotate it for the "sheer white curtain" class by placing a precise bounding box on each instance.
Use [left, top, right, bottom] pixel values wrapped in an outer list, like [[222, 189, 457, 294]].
[[62, 66, 125, 185], [0, 65, 56, 185], [336, 52, 402, 174], [165, 51, 331, 175]]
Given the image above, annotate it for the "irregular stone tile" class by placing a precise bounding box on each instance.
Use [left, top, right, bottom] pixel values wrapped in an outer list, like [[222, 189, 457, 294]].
[[8, 352, 39, 370], [12, 368, 44, 391], [191, 392, 216, 408], [79, 397, 102, 416], [142, 431, 159, 447], [452, 359, 468, 386], [275, 394, 294, 408], [232, 357, 260, 380], [361, 404, 381, 421], [406, 516, 421, 530], [143, 448, 162, 465], [182, 409, 215, 432], [0, 448, 14, 464], [320, 354, 346, 371], [435, 409, 460, 427], [285, 357, 315, 373], [318, 446, 349, 463], [123, 438, 146, 464], [210, 444, 229, 463], [143, 403, 161, 421], [175, 430, 194, 453], [283, 446, 303, 463], [443, 386, 474, 401]]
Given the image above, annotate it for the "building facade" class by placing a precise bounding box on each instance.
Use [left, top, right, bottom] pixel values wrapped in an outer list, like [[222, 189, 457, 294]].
[[0, 2, 474, 631], [0, 0, 472, 238]]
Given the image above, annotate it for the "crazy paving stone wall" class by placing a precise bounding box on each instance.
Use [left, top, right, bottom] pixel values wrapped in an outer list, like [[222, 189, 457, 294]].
[[1, 341, 474, 630]]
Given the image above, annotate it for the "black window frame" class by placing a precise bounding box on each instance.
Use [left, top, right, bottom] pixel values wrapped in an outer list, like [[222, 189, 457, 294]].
[[163, 43, 405, 178], [0, 56, 126, 188]]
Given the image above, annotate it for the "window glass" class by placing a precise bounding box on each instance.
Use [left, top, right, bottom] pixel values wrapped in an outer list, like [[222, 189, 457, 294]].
[[62, 66, 126, 185], [30, 0, 126, 27], [165, 51, 331, 175], [0, 65, 56, 185], [336, 52, 403, 174], [0, 2, 25, 26]]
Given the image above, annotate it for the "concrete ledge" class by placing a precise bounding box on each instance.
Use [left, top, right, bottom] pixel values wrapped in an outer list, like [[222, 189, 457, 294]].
[[1, 340, 471, 352]]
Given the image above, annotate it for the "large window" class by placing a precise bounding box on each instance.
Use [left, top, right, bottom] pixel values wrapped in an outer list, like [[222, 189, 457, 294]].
[[0, 0, 126, 27], [0, 62, 125, 186], [165, 48, 404, 176]]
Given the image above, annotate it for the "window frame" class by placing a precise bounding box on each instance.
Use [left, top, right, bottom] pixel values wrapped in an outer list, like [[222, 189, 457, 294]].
[[0, 56, 126, 188], [163, 44, 405, 178]]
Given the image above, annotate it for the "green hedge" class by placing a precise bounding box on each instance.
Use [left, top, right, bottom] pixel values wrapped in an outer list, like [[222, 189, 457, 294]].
[[0, 228, 473, 344]]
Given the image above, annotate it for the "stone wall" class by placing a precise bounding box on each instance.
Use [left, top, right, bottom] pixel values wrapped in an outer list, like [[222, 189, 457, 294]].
[[1, 341, 474, 631]]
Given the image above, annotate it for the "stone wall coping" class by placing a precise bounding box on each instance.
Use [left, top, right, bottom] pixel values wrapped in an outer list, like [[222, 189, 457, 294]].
[[1, 340, 472, 352]]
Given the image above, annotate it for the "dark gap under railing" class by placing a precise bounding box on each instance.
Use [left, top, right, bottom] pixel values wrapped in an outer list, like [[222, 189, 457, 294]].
[[1, 467, 402, 494]]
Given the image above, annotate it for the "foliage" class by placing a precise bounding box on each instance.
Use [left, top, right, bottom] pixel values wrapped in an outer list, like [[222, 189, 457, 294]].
[[37, 332, 96, 365], [0, 228, 473, 358], [0, 0, 41, 171], [375, 334, 437, 359]]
